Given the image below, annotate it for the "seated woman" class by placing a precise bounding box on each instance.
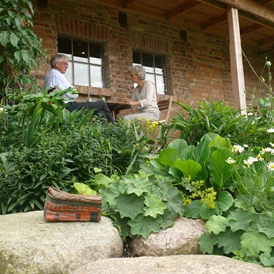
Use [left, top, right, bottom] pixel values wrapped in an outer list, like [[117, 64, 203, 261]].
[[124, 65, 160, 122]]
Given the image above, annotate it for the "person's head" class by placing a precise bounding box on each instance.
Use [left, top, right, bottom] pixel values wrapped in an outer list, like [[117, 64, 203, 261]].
[[128, 65, 146, 83], [50, 54, 69, 74]]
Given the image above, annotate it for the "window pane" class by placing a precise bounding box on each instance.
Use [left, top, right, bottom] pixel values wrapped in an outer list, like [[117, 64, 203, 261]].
[[155, 55, 164, 74], [90, 66, 103, 88], [89, 43, 102, 65], [142, 54, 154, 73], [58, 37, 72, 54], [74, 63, 89, 86], [65, 66, 73, 84], [133, 51, 141, 65], [146, 73, 154, 83], [156, 75, 165, 95], [73, 40, 88, 63]]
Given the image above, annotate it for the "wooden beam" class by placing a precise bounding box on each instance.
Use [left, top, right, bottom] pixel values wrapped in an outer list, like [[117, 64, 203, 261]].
[[259, 36, 274, 46], [215, 0, 274, 24], [257, 0, 274, 6], [240, 24, 265, 36], [122, 0, 138, 8], [227, 7, 246, 112], [167, 2, 201, 19], [202, 14, 227, 30], [198, 0, 274, 27]]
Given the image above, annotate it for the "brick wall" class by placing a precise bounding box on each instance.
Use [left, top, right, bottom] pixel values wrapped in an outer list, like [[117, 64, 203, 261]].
[[33, 0, 274, 119]]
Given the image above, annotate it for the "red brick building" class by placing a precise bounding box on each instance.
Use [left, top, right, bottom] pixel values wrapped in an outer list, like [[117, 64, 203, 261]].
[[33, 0, 274, 119]]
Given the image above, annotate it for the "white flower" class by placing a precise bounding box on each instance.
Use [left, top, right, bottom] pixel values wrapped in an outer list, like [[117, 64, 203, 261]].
[[226, 157, 236, 164], [244, 157, 258, 166], [266, 61, 272, 67], [0, 108, 3, 112], [243, 144, 248, 148], [267, 162, 274, 170], [270, 142, 274, 147], [261, 147, 274, 155], [256, 154, 264, 161], [232, 145, 244, 153], [267, 128, 274, 133], [247, 112, 253, 116]]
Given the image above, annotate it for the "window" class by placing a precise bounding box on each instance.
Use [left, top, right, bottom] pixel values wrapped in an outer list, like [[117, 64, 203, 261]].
[[133, 51, 167, 95], [58, 36, 104, 88]]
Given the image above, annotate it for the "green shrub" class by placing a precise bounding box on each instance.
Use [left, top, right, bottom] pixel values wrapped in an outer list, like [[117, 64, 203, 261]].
[[170, 98, 274, 148], [0, 90, 169, 214]]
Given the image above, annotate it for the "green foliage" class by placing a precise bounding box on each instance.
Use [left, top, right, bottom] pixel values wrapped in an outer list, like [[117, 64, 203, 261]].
[[96, 171, 184, 240], [147, 133, 235, 220], [0, 90, 165, 214], [0, 0, 48, 103], [170, 98, 274, 148], [199, 208, 274, 266]]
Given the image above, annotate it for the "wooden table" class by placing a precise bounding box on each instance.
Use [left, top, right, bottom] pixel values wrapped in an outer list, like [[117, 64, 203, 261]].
[[106, 102, 131, 120]]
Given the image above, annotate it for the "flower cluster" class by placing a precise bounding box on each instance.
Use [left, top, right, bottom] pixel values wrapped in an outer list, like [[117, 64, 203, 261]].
[[182, 178, 217, 209]]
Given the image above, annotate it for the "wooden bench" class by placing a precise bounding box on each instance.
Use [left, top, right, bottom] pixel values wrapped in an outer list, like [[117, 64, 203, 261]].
[[157, 95, 174, 124]]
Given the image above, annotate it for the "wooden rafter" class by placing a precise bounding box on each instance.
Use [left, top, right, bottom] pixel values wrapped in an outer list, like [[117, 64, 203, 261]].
[[259, 36, 274, 46], [197, 0, 274, 32], [215, 0, 274, 24], [240, 24, 265, 36], [202, 14, 227, 29], [257, 0, 274, 6], [167, 2, 201, 19], [122, 0, 138, 8]]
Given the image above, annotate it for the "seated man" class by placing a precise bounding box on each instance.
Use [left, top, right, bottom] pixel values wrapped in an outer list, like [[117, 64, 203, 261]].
[[43, 54, 114, 123]]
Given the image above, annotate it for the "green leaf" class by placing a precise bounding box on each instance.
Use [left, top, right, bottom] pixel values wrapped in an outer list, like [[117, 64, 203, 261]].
[[168, 139, 188, 158], [128, 214, 162, 238], [183, 200, 202, 219], [208, 134, 231, 149], [198, 232, 218, 254], [0, 31, 10, 46], [205, 215, 228, 235], [228, 208, 254, 232], [241, 231, 274, 256], [172, 159, 201, 180], [259, 252, 274, 267], [162, 185, 184, 216], [160, 209, 177, 230], [74, 182, 95, 195], [252, 211, 274, 239], [125, 177, 151, 197], [10, 32, 18, 47], [214, 191, 234, 212], [94, 173, 113, 187], [114, 194, 144, 220], [112, 214, 132, 241], [22, 49, 31, 63], [217, 230, 243, 254], [99, 182, 120, 209], [207, 148, 234, 189], [144, 194, 166, 218], [157, 148, 178, 166]]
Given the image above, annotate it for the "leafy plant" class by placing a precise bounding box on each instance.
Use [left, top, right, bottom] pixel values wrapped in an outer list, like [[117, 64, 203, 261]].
[[0, 0, 48, 104], [93, 171, 184, 240], [0, 95, 167, 214], [199, 208, 274, 266], [144, 133, 235, 220], [170, 98, 274, 148]]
